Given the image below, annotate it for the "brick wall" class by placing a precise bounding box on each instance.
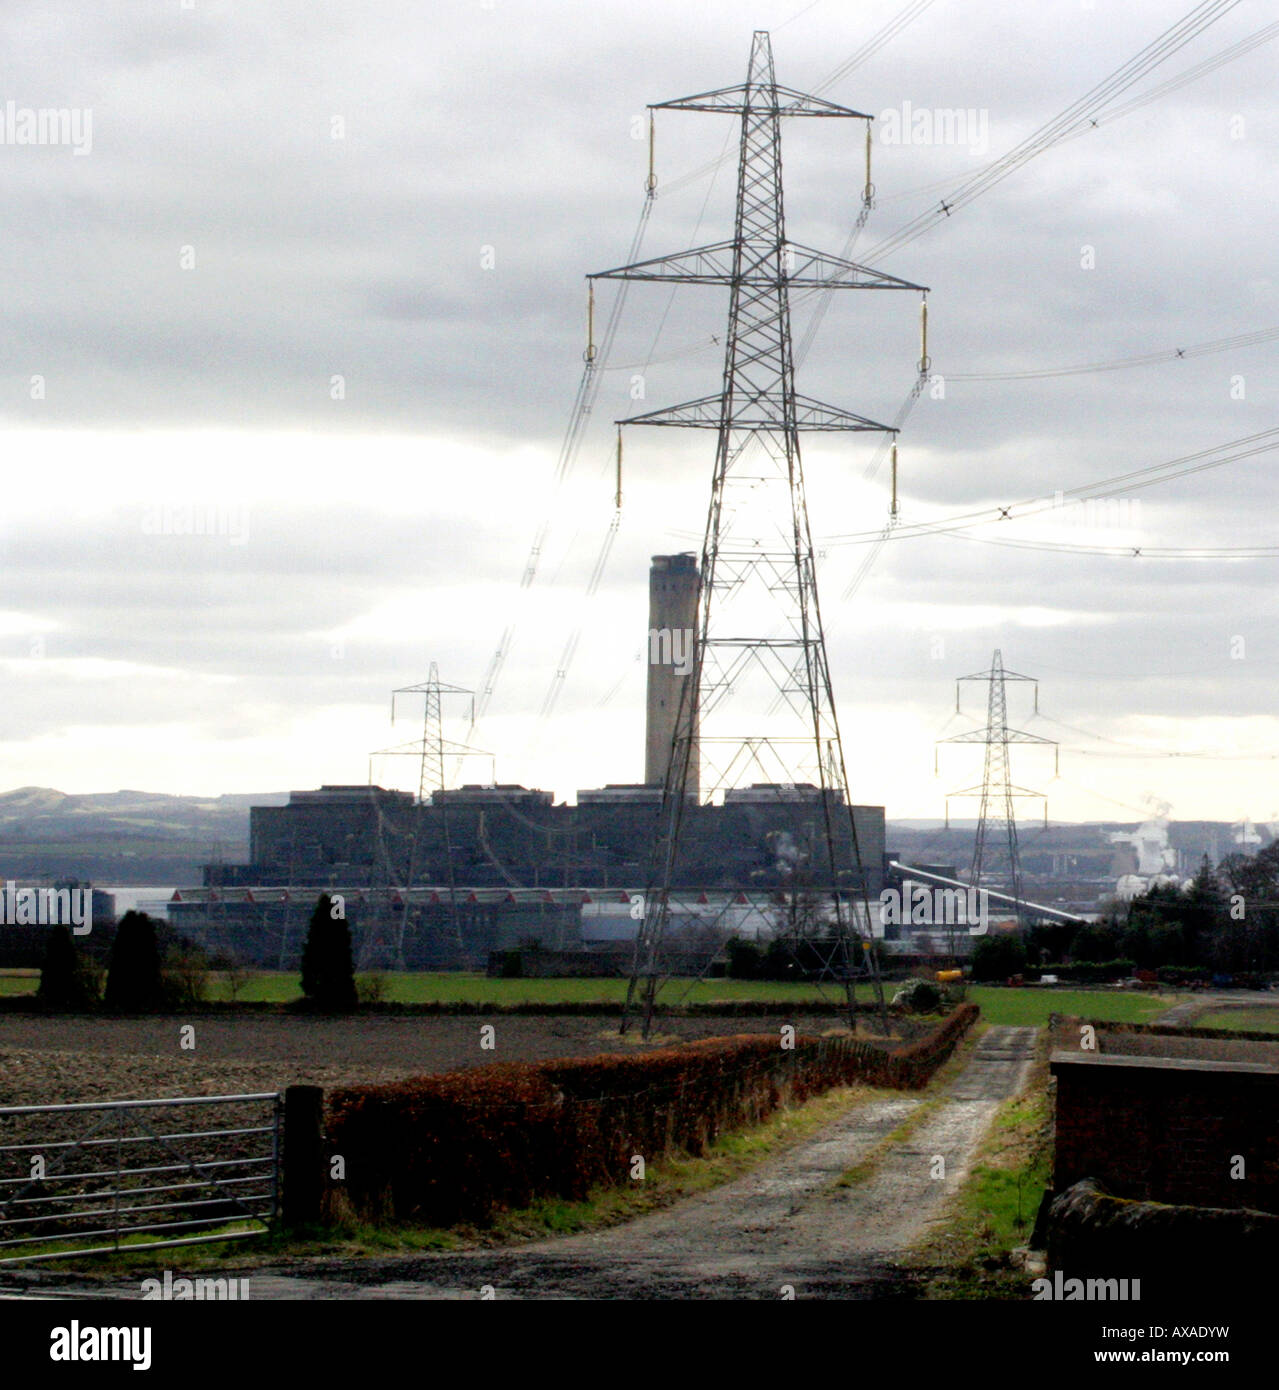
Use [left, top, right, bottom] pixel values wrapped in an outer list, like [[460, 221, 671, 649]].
[[1052, 1051, 1279, 1214]]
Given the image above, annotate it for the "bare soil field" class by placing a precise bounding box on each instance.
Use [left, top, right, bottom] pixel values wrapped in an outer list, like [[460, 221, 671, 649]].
[[0, 1011, 879, 1108]]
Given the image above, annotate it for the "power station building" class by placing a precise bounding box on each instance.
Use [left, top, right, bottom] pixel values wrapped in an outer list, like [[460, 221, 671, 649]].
[[177, 781, 885, 969], [170, 554, 887, 970]]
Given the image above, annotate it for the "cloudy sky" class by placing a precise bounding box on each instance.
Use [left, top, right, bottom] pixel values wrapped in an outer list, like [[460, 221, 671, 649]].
[[1, 0, 1276, 823]]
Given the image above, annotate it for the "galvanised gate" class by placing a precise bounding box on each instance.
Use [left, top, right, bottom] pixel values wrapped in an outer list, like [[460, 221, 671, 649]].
[[0, 1092, 280, 1264]]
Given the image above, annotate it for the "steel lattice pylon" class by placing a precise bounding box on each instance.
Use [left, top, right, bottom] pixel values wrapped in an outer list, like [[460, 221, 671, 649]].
[[938, 650, 1057, 926], [364, 664, 486, 968], [591, 32, 927, 1036]]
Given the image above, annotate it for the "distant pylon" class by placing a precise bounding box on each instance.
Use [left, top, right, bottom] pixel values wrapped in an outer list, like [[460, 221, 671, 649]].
[[365, 663, 487, 967], [937, 650, 1057, 925], [591, 31, 928, 1035]]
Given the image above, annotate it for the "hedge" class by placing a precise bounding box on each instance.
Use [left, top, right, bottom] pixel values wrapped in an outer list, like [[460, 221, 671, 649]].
[[325, 1003, 979, 1227]]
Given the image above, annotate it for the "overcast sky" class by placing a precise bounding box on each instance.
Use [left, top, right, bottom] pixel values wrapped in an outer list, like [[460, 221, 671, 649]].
[[1, 0, 1276, 823]]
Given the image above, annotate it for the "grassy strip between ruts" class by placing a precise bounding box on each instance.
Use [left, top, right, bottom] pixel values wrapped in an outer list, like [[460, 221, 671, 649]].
[[906, 1030, 1053, 1300], [832, 1022, 990, 1188]]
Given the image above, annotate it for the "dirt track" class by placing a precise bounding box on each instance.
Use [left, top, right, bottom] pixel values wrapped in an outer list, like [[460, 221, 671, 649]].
[[12, 1024, 1036, 1300], [246, 1025, 1036, 1299]]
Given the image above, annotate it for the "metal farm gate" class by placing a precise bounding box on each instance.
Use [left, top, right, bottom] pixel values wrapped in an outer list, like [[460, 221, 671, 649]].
[[0, 1092, 281, 1264]]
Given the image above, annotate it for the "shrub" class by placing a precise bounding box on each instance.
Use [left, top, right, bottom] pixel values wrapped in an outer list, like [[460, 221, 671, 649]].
[[1153, 964, 1212, 986], [971, 934, 1028, 982], [891, 978, 941, 1013], [1039, 959, 1135, 984], [724, 937, 762, 980], [356, 972, 388, 1005], [162, 941, 211, 1008], [210, 951, 254, 1002]]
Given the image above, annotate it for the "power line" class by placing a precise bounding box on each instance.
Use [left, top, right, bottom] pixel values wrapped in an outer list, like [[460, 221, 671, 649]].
[[534, 120, 742, 726], [812, 0, 938, 95], [1062, 18, 1279, 139], [872, 18, 1279, 211], [1032, 712, 1279, 762], [823, 426, 1279, 547], [810, 3, 1259, 600], [1050, 774, 1165, 819], [636, 9, 1278, 376], [945, 531, 1279, 560], [859, 0, 1245, 264], [945, 324, 1279, 383]]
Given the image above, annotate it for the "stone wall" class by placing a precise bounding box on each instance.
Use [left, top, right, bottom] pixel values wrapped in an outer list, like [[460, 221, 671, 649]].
[[1044, 1177, 1279, 1298]]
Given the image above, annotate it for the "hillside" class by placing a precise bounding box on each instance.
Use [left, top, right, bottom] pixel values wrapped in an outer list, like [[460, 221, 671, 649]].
[[0, 787, 288, 884]]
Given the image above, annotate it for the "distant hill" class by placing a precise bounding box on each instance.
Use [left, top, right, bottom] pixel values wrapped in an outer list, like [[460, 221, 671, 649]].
[[0, 787, 290, 885], [0, 791, 1268, 890]]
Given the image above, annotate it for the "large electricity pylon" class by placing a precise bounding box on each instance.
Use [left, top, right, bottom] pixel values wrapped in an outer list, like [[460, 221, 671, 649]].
[[592, 31, 928, 1036], [938, 650, 1057, 923]]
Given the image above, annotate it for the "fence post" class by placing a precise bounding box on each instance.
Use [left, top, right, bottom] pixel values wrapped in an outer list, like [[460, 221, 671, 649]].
[[282, 1085, 325, 1228]]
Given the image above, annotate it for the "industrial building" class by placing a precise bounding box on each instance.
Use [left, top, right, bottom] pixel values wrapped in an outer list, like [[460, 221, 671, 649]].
[[175, 779, 887, 969], [168, 554, 888, 971]]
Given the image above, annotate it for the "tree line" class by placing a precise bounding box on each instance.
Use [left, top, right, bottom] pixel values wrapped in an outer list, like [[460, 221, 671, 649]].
[[35, 893, 360, 1011], [973, 846, 1279, 981]]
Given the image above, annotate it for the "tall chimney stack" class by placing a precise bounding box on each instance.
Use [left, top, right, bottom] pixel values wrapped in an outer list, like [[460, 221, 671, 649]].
[[645, 553, 699, 799]]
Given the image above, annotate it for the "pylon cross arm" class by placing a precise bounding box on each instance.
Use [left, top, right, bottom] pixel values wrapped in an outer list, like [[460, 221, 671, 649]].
[[650, 84, 871, 119], [940, 728, 1055, 745], [616, 391, 894, 432], [946, 783, 1048, 800], [590, 241, 924, 293]]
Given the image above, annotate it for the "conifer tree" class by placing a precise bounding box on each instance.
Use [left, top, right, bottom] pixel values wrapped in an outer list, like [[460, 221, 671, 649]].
[[104, 910, 165, 1011], [300, 893, 357, 1010], [37, 925, 97, 1010]]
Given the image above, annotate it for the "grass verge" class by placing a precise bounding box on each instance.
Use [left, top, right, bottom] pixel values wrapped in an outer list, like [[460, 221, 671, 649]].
[[907, 1032, 1053, 1300]]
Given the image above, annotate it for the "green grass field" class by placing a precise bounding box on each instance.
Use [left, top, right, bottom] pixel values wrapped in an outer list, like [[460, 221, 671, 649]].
[[213, 976, 1186, 1025], [1195, 1006, 1279, 1033], [217, 972, 846, 1005], [0, 967, 1184, 1026], [969, 985, 1177, 1027]]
